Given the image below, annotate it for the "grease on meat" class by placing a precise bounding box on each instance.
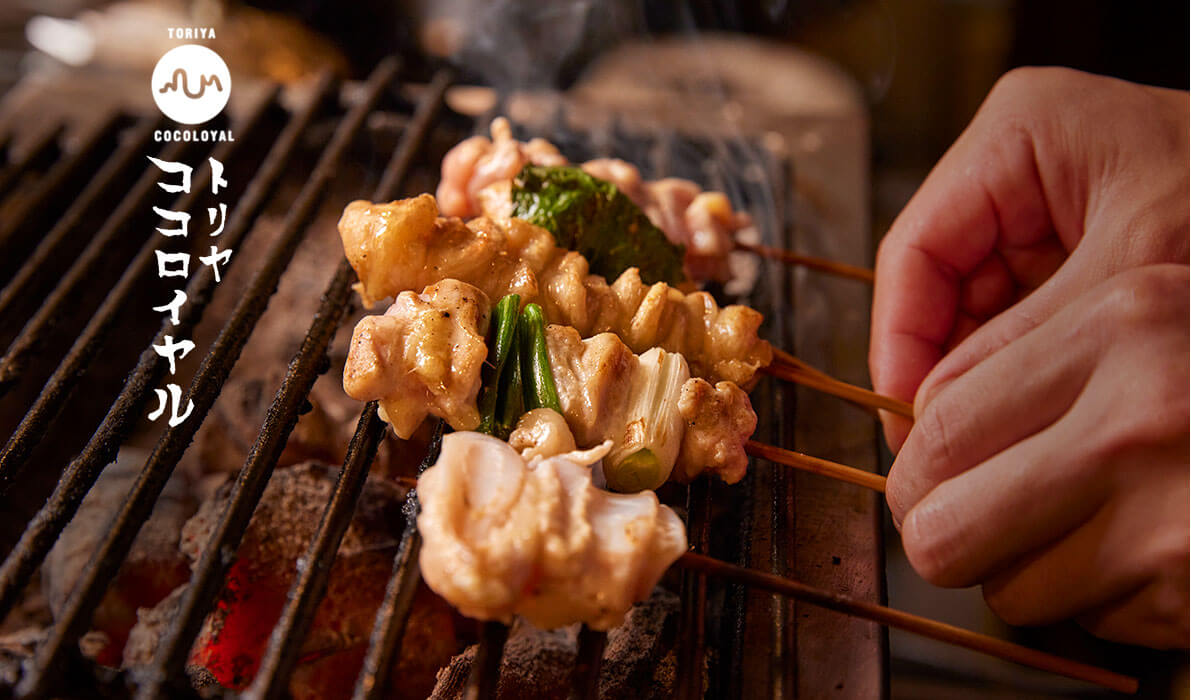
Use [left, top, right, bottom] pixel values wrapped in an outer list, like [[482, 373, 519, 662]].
[[416, 431, 687, 630], [342, 279, 490, 438], [338, 196, 771, 388]]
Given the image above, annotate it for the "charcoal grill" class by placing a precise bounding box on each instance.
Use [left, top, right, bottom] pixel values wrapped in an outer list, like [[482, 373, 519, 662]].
[[0, 57, 885, 699]]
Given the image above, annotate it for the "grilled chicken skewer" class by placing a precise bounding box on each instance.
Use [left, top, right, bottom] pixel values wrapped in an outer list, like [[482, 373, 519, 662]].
[[343, 279, 756, 488], [340, 195, 771, 388], [343, 279, 888, 494], [438, 118, 874, 285], [340, 194, 908, 416]]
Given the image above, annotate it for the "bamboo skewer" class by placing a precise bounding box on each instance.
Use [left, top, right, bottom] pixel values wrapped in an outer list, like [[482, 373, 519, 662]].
[[745, 440, 886, 493], [388, 471, 1135, 695], [399, 442, 884, 494], [735, 241, 875, 284], [391, 450, 1135, 693], [767, 349, 915, 419], [676, 552, 1139, 695]]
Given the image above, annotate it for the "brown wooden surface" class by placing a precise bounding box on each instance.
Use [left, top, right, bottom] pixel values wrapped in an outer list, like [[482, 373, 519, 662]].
[[785, 102, 886, 700]]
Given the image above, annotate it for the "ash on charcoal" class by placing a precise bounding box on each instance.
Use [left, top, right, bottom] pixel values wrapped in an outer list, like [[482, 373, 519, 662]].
[[430, 588, 680, 700], [128, 461, 460, 700], [122, 585, 184, 669], [41, 449, 195, 667], [0, 627, 44, 686]]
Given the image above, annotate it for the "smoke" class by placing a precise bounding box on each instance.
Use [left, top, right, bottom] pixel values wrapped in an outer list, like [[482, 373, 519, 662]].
[[429, 0, 875, 331], [427, 0, 643, 91]]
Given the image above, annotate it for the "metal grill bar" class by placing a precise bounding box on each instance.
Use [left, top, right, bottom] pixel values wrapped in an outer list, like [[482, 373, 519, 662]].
[[0, 117, 159, 324], [0, 124, 64, 203], [675, 478, 712, 699], [0, 132, 192, 400], [0, 111, 124, 279], [122, 58, 401, 700], [0, 107, 266, 493], [568, 626, 607, 700], [352, 419, 441, 700], [242, 69, 451, 700], [0, 76, 333, 628], [243, 402, 386, 700], [465, 622, 511, 700]]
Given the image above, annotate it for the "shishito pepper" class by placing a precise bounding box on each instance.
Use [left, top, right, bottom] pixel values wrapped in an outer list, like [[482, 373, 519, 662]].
[[477, 293, 520, 437], [517, 303, 561, 414], [478, 297, 562, 440]]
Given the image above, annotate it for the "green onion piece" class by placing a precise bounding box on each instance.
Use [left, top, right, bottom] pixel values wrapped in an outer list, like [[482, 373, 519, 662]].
[[603, 349, 690, 492], [604, 449, 666, 493], [477, 294, 521, 436], [517, 303, 561, 413], [493, 328, 524, 440]]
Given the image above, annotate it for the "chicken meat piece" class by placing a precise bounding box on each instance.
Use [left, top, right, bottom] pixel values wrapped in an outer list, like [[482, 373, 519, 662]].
[[674, 379, 757, 484], [436, 117, 567, 218], [542, 327, 636, 447], [338, 195, 771, 387], [508, 408, 577, 462], [417, 432, 687, 630], [343, 279, 490, 439], [547, 325, 756, 485]]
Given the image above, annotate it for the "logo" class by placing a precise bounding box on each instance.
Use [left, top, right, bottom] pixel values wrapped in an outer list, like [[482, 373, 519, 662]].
[[151, 44, 231, 125]]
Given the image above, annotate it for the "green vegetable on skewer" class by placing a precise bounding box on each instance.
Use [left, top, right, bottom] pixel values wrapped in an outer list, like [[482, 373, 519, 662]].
[[517, 303, 561, 413], [492, 331, 524, 441], [510, 165, 687, 287], [603, 348, 690, 493], [477, 294, 520, 438]]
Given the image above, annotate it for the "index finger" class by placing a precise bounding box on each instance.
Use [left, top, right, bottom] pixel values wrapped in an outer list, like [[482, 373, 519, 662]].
[[870, 79, 1061, 450]]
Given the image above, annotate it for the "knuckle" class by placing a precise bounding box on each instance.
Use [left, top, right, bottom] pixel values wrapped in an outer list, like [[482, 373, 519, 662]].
[[911, 402, 957, 477], [1098, 265, 1190, 329], [989, 66, 1082, 105], [988, 67, 1039, 101], [901, 505, 963, 587]]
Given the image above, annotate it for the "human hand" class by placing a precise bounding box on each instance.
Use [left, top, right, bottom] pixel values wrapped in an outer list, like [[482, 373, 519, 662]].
[[870, 67, 1188, 451], [887, 264, 1189, 649]]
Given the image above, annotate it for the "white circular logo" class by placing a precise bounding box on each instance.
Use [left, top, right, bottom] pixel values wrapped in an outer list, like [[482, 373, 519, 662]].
[[151, 44, 231, 125]]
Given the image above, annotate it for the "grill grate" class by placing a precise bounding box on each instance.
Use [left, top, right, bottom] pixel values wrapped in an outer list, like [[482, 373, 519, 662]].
[[0, 124, 64, 205], [0, 117, 159, 329], [0, 56, 842, 700]]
